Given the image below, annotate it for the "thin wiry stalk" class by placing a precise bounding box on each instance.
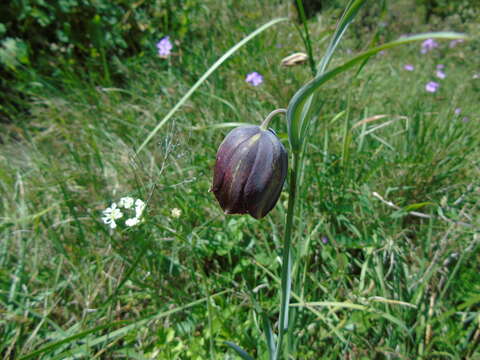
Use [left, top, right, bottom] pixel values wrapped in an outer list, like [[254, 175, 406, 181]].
[[295, 0, 316, 77]]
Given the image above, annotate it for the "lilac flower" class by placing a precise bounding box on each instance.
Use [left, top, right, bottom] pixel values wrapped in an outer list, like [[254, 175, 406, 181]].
[[454, 108, 462, 115], [425, 81, 439, 93], [436, 70, 446, 79], [473, 73, 480, 79], [404, 64, 414, 71], [421, 38, 438, 54], [436, 64, 445, 70], [321, 236, 329, 244], [245, 72, 263, 86], [462, 117, 470, 123], [449, 39, 464, 48], [156, 36, 173, 58]]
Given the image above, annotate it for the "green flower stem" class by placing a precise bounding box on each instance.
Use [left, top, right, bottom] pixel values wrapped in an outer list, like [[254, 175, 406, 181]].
[[260, 109, 287, 131], [275, 151, 300, 360]]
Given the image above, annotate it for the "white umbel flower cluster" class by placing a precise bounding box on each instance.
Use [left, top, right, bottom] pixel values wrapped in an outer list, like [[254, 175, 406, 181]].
[[171, 207, 182, 218], [102, 196, 145, 229], [102, 203, 123, 229]]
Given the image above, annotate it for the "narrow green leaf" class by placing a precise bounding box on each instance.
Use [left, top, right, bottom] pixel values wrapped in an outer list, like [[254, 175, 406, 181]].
[[402, 202, 435, 212], [136, 17, 288, 153], [317, 0, 366, 74], [288, 0, 366, 152], [287, 32, 468, 152], [224, 341, 255, 360], [281, 247, 293, 332], [254, 259, 348, 343], [295, 0, 316, 76], [261, 311, 276, 360], [114, 349, 150, 360], [291, 301, 412, 336], [197, 90, 241, 119], [329, 110, 346, 125], [376, 311, 412, 338], [191, 122, 250, 131], [19, 290, 229, 360], [290, 301, 367, 311], [251, 295, 276, 360]]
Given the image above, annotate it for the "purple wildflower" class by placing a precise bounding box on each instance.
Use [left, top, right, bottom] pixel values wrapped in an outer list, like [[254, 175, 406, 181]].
[[425, 81, 440, 93], [436, 64, 445, 70], [473, 73, 480, 79], [321, 236, 329, 244], [245, 72, 263, 86], [421, 38, 438, 54], [449, 39, 464, 48], [462, 117, 470, 123], [156, 36, 173, 58], [404, 64, 414, 71], [454, 108, 462, 115], [436, 70, 446, 79]]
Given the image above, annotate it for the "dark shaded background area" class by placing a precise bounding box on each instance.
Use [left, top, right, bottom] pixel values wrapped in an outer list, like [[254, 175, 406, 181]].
[[0, 0, 478, 123]]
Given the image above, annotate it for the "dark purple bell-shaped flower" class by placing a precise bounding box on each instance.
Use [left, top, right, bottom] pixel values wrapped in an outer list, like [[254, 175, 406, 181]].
[[212, 124, 288, 219]]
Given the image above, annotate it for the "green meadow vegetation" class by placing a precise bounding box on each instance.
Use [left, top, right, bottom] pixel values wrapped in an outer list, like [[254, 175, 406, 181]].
[[1, 0, 479, 359]]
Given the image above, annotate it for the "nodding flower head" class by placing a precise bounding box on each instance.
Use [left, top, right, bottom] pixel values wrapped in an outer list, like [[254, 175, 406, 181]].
[[212, 125, 288, 219]]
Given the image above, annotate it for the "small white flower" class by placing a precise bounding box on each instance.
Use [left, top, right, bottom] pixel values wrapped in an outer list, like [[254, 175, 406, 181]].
[[119, 197, 134, 209], [102, 203, 123, 229], [125, 217, 141, 227], [171, 208, 182, 218], [135, 199, 146, 218]]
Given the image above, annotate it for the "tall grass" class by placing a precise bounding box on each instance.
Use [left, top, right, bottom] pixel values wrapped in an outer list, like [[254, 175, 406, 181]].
[[1, 0, 479, 359]]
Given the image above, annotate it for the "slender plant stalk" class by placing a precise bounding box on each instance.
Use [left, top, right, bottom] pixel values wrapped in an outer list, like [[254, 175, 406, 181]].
[[295, 0, 316, 77], [275, 151, 300, 360], [260, 109, 287, 130], [205, 280, 216, 360]]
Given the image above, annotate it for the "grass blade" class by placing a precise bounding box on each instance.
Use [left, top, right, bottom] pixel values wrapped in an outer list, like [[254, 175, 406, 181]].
[[136, 17, 288, 153], [317, 0, 366, 74], [295, 0, 316, 76], [288, 0, 366, 152], [261, 311, 276, 360], [287, 31, 468, 152], [19, 290, 229, 360], [224, 341, 255, 360]]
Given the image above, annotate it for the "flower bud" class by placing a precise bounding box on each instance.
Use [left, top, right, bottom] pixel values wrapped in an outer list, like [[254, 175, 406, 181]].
[[281, 52, 308, 67], [212, 125, 288, 219]]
